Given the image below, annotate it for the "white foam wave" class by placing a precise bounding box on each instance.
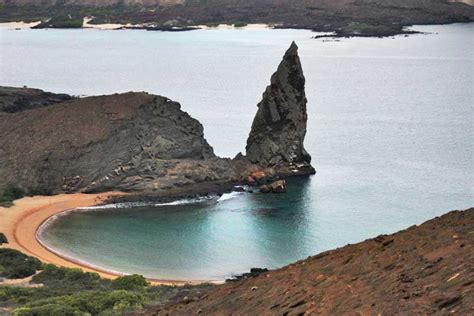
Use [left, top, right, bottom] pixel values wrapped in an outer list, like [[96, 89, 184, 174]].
[[217, 191, 243, 202], [154, 196, 216, 206]]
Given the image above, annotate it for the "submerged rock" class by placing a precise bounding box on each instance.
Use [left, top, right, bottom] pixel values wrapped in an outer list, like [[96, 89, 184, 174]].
[[259, 185, 270, 194], [245, 42, 315, 176]]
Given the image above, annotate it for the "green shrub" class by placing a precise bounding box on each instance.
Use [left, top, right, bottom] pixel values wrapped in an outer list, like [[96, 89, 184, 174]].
[[32, 265, 109, 292], [0, 233, 7, 245], [0, 185, 25, 207], [347, 22, 389, 35], [0, 249, 212, 315], [12, 307, 33, 316], [112, 274, 149, 290], [0, 249, 42, 279], [233, 22, 248, 28], [24, 290, 145, 315]]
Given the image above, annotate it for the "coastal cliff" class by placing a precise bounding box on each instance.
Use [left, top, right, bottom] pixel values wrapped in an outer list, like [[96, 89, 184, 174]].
[[0, 43, 313, 195]]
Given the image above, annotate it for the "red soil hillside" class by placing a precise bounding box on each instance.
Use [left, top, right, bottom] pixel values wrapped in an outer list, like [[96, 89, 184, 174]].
[[145, 208, 474, 315]]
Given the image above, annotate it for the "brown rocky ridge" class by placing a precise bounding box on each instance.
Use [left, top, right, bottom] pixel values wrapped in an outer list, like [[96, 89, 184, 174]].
[[0, 42, 314, 196], [141, 208, 474, 315]]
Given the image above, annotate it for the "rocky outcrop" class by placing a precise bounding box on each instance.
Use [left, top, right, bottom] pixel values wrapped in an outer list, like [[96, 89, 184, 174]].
[[0, 91, 235, 194], [245, 42, 315, 176], [144, 208, 474, 315], [0, 43, 316, 195], [0, 86, 72, 113]]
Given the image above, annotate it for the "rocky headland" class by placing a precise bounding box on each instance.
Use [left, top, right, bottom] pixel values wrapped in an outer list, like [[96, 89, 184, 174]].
[[0, 42, 313, 198], [1, 0, 473, 37]]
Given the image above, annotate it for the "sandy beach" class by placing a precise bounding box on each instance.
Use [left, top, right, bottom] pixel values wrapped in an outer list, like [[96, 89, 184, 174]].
[[0, 193, 207, 285], [0, 21, 40, 29]]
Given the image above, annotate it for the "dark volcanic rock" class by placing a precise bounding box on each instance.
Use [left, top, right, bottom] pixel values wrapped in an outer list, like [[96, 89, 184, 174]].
[[0, 86, 73, 113], [0, 91, 235, 194], [0, 43, 317, 195], [245, 42, 315, 176], [226, 268, 269, 282]]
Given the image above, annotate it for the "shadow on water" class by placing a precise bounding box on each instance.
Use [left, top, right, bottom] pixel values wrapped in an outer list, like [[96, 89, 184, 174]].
[[239, 176, 318, 266]]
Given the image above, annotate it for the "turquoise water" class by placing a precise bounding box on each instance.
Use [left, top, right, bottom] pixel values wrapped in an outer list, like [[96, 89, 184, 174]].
[[2, 23, 473, 280]]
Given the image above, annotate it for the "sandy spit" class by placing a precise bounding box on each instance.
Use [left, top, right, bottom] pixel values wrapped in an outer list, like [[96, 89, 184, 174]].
[[0, 193, 215, 286]]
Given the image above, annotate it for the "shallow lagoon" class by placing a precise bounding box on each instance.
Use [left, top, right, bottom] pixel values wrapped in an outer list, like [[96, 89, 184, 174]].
[[1, 23, 473, 280]]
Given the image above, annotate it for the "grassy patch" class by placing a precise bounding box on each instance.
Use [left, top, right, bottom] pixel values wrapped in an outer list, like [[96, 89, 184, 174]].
[[346, 22, 391, 35]]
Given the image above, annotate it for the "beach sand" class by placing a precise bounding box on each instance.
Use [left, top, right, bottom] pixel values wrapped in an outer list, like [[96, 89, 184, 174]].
[[0, 193, 205, 285], [0, 21, 40, 29]]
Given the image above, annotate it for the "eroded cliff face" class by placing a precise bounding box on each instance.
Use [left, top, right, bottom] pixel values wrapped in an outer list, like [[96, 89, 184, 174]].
[[0, 91, 234, 194], [245, 42, 315, 176]]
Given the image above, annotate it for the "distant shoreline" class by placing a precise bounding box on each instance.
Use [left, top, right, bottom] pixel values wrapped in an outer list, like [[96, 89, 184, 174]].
[[0, 19, 272, 30], [1, 19, 473, 39], [0, 193, 221, 286], [0, 0, 471, 38]]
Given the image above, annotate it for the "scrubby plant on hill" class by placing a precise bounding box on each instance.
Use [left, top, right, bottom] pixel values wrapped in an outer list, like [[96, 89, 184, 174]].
[[0, 249, 42, 279], [0, 185, 25, 207], [0, 255, 214, 315], [113, 274, 149, 290], [0, 233, 7, 245]]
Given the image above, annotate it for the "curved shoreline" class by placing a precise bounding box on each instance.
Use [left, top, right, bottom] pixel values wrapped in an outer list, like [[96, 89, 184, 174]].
[[0, 193, 221, 286]]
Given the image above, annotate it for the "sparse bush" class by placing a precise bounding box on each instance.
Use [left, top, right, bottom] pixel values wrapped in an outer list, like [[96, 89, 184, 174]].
[[0, 249, 42, 279], [0, 249, 212, 315], [0, 233, 7, 245], [23, 290, 145, 315], [347, 22, 389, 35], [32, 265, 109, 292], [0, 185, 25, 207], [233, 22, 248, 28], [113, 274, 149, 290]]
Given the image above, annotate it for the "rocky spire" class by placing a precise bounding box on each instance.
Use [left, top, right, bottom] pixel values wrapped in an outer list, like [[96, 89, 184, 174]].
[[245, 42, 315, 175]]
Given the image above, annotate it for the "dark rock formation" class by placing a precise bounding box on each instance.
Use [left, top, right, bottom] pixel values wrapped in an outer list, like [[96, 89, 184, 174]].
[[0, 43, 316, 195], [245, 42, 315, 176], [144, 208, 474, 315], [226, 268, 269, 282], [0, 91, 235, 194], [0, 86, 72, 113]]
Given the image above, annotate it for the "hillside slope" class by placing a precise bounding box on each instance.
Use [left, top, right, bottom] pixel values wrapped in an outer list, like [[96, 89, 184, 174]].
[[147, 208, 474, 315], [0, 91, 234, 194]]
